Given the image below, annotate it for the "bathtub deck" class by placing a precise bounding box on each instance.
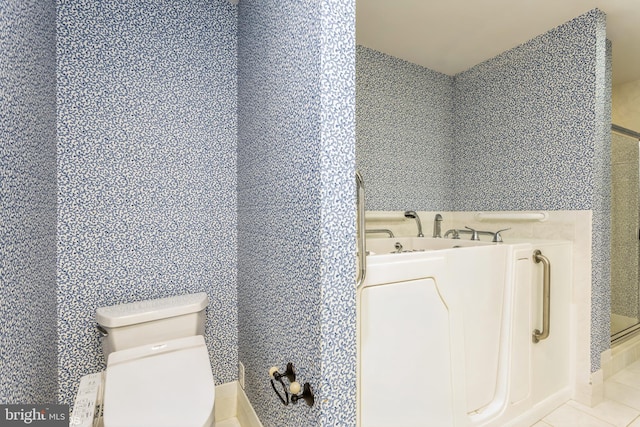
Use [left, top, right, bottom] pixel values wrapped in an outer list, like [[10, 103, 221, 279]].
[[534, 359, 640, 426]]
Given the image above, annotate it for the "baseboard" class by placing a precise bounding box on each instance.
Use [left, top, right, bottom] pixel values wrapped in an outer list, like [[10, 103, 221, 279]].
[[236, 382, 263, 427], [215, 382, 239, 421], [214, 381, 263, 427], [503, 387, 572, 427]]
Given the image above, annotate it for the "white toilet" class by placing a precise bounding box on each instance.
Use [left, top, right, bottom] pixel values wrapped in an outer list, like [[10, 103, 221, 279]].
[[96, 292, 216, 427]]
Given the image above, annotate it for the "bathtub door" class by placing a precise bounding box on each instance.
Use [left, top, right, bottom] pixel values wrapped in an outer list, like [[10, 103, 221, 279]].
[[358, 275, 453, 427]]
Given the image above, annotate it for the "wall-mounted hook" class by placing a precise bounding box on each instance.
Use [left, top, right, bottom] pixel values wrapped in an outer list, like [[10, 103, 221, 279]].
[[268, 363, 314, 407], [269, 363, 295, 405], [289, 381, 315, 407], [269, 362, 296, 382]]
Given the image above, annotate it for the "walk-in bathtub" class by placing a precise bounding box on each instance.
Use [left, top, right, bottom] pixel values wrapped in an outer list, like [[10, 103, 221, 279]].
[[357, 238, 572, 427]]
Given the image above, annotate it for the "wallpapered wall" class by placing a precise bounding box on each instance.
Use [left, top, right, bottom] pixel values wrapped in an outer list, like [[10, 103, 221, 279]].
[[357, 10, 610, 371], [56, 0, 238, 404], [237, 1, 356, 426], [356, 46, 455, 211], [0, 0, 58, 404], [6, 2, 358, 424]]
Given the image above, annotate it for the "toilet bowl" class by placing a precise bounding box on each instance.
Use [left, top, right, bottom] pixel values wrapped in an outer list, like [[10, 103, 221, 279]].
[[96, 293, 215, 427]]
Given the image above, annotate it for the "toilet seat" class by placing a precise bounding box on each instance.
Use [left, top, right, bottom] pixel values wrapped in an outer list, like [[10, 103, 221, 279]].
[[103, 335, 215, 427]]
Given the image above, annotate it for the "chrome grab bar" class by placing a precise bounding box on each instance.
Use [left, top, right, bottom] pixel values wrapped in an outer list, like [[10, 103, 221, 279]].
[[532, 249, 551, 343], [366, 228, 395, 238], [356, 171, 366, 287]]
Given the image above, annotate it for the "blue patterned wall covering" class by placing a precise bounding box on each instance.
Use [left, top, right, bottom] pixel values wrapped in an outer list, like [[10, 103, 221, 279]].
[[318, 1, 357, 425], [0, 0, 58, 404], [237, 2, 321, 425], [56, 0, 238, 404], [237, 1, 355, 426], [591, 36, 612, 372], [453, 10, 606, 213], [356, 46, 455, 211], [357, 10, 610, 372]]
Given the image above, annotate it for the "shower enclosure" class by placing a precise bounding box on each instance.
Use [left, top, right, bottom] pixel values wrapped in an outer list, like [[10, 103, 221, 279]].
[[611, 125, 640, 341]]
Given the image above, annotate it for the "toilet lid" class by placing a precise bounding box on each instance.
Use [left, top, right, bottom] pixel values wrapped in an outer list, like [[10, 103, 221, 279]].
[[103, 336, 215, 427]]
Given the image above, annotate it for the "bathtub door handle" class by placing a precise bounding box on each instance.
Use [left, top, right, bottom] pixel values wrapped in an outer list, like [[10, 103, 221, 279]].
[[532, 250, 551, 343]]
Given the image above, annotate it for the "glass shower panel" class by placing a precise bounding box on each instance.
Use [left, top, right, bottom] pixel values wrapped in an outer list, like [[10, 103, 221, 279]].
[[611, 130, 640, 339]]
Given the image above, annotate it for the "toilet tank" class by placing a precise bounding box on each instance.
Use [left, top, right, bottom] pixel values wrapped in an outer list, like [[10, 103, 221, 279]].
[[96, 293, 209, 359]]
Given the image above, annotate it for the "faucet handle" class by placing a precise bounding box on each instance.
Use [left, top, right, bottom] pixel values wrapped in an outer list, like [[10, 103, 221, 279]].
[[433, 213, 443, 238], [464, 226, 480, 241], [492, 228, 511, 243]]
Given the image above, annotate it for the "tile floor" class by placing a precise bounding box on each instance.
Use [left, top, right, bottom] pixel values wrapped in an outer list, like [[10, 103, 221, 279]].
[[534, 360, 640, 427]]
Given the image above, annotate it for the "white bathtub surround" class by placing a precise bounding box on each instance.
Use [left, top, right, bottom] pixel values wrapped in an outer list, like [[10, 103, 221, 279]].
[[215, 382, 263, 427], [364, 210, 590, 243], [365, 211, 461, 243], [365, 210, 598, 409]]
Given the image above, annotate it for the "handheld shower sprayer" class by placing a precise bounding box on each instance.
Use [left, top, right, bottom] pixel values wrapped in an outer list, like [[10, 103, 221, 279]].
[[404, 211, 424, 237]]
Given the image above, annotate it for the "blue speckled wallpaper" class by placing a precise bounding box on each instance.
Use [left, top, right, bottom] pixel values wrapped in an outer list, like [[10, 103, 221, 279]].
[[237, 1, 355, 426], [357, 10, 610, 372], [317, 0, 356, 425], [57, 0, 238, 404], [591, 36, 612, 372], [453, 10, 607, 213], [0, 0, 58, 404], [356, 46, 455, 211]]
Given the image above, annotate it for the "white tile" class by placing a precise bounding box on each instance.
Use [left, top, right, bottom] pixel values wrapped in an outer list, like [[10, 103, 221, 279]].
[[543, 404, 615, 427], [629, 416, 640, 427], [605, 381, 640, 411], [531, 421, 553, 427], [610, 369, 640, 391], [567, 399, 640, 427], [627, 360, 640, 373]]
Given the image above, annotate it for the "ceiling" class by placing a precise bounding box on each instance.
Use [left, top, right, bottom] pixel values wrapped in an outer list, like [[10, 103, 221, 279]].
[[356, 0, 640, 86]]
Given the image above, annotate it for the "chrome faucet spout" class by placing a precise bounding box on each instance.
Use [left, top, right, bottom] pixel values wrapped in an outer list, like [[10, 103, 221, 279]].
[[444, 229, 460, 239], [433, 214, 443, 238], [404, 211, 424, 237]]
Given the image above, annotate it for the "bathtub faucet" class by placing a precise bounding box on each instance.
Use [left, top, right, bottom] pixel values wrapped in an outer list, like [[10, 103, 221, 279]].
[[444, 229, 460, 239], [433, 214, 443, 238], [404, 211, 424, 237], [464, 226, 512, 242], [444, 226, 511, 242], [460, 226, 494, 241]]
